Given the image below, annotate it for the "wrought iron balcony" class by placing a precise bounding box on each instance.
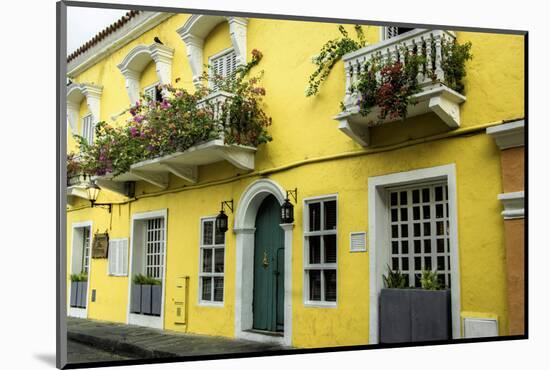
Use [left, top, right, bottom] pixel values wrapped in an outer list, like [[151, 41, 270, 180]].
[[334, 29, 466, 147]]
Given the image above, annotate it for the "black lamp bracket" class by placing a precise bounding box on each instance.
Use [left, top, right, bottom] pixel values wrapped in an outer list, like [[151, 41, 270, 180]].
[[91, 200, 112, 213], [286, 188, 298, 203], [221, 200, 234, 213]]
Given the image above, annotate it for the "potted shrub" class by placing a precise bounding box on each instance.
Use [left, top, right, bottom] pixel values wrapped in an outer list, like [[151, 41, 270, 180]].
[[70, 273, 88, 308], [132, 274, 162, 316], [379, 266, 451, 343]]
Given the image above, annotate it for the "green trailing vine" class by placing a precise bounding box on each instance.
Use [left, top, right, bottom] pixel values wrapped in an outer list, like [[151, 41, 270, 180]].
[[440, 39, 473, 95], [306, 25, 367, 97]]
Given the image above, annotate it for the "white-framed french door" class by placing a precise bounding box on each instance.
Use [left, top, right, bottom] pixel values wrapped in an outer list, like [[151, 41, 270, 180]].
[[368, 164, 461, 343]]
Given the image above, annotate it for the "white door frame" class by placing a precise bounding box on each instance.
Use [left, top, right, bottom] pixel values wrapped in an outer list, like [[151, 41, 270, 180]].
[[368, 164, 461, 343], [234, 179, 293, 346], [126, 209, 168, 329], [68, 220, 93, 318]]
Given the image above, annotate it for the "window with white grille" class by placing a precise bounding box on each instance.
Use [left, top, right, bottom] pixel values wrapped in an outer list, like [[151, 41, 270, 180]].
[[209, 49, 237, 87], [81, 114, 94, 145], [199, 218, 225, 303], [145, 218, 165, 279], [304, 196, 337, 304], [143, 83, 162, 102], [81, 227, 91, 274], [388, 183, 451, 288], [108, 238, 129, 276]]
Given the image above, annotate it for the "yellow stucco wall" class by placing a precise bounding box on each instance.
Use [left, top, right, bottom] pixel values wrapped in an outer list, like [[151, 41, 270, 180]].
[[66, 13, 524, 347]]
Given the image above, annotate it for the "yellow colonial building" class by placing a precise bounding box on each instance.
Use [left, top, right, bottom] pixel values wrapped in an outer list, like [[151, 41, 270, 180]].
[[65, 10, 525, 348]]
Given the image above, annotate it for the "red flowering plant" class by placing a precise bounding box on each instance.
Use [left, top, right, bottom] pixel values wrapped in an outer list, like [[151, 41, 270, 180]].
[[73, 49, 271, 178], [354, 49, 424, 123]]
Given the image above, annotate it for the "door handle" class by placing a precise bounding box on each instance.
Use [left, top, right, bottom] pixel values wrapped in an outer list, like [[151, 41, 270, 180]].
[[262, 250, 269, 269]]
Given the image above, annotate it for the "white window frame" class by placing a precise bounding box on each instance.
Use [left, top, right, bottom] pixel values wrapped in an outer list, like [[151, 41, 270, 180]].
[[368, 164, 461, 343], [108, 238, 129, 276], [127, 209, 168, 329], [68, 220, 93, 319], [208, 47, 237, 89], [198, 217, 226, 306], [303, 194, 338, 308], [143, 82, 161, 102], [380, 26, 415, 41], [81, 113, 94, 145]]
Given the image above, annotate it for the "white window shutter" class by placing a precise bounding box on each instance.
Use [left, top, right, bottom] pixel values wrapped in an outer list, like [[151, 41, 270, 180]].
[[108, 239, 128, 276], [108, 240, 116, 275], [121, 239, 128, 275]]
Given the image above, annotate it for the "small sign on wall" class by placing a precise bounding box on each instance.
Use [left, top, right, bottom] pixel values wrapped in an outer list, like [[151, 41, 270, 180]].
[[92, 231, 109, 258], [350, 232, 367, 252]]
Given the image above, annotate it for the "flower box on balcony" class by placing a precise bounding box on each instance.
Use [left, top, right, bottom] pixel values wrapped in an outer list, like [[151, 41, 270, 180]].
[[94, 139, 257, 194], [334, 29, 466, 147]]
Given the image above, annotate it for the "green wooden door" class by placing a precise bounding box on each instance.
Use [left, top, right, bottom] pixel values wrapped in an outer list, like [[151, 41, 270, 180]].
[[253, 195, 285, 332]]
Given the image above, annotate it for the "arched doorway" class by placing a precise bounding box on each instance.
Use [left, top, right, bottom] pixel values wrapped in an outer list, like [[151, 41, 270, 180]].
[[234, 179, 293, 346], [253, 195, 284, 332]]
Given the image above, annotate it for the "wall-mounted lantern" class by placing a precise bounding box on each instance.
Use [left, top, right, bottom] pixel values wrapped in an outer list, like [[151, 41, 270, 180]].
[[281, 188, 298, 224], [86, 182, 112, 213], [216, 200, 234, 234]]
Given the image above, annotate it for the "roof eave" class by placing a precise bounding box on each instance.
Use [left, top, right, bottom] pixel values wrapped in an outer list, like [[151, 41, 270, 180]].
[[67, 11, 173, 78]]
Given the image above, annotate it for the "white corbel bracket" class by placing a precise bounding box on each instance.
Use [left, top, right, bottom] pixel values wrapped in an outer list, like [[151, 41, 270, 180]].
[[497, 191, 524, 219]]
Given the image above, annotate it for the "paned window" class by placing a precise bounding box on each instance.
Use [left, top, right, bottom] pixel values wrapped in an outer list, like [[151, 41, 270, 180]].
[[145, 218, 165, 279], [304, 197, 337, 304], [388, 183, 451, 288], [81, 114, 94, 145], [199, 218, 225, 303], [81, 227, 91, 274]]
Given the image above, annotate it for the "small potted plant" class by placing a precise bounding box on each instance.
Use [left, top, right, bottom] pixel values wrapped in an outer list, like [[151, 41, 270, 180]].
[[69, 272, 88, 308], [131, 274, 162, 316], [379, 266, 451, 343]]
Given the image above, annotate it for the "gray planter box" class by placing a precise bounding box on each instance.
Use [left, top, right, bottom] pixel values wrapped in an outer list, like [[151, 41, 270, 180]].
[[76, 281, 88, 308], [130, 284, 142, 313], [70, 281, 78, 307], [151, 285, 162, 316], [380, 288, 451, 343], [140, 284, 152, 315]]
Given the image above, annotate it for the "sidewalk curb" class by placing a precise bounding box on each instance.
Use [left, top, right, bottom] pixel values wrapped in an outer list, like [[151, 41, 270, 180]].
[[68, 330, 178, 359]]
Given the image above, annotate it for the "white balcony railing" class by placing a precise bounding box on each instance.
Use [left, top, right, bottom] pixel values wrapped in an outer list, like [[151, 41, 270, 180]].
[[334, 29, 466, 147]]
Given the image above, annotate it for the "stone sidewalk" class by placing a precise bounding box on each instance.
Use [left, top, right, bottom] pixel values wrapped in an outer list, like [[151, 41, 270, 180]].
[[67, 317, 288, 361]]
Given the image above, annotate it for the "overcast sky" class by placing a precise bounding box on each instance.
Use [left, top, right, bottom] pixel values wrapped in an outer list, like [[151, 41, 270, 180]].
[[67, 6, 128, 54]]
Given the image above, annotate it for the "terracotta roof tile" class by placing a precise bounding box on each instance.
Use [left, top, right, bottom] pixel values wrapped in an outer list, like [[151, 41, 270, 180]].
[[67, 10, 140, 63]]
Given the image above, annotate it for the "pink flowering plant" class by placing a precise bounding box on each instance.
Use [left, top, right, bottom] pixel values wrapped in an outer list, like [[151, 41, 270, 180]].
[[74, 49, 272, 177]]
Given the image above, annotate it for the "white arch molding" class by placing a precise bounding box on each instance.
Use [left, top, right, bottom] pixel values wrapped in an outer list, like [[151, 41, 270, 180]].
[[233, 179, 293, 346], [67, 83, 103, 135], [177, 15, 248, 87], [117, 43, 174, 105]]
